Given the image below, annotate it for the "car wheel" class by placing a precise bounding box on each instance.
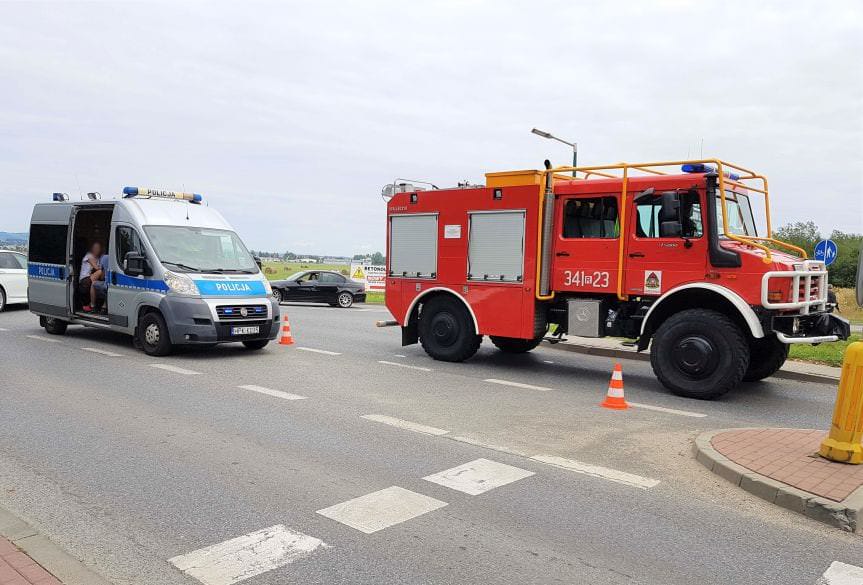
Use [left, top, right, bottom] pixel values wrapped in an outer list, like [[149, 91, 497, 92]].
[[0, 287, 5, 312], [272, 289, 283, 303], [138, 312, 173, 356], [243, 339, 269, 350], [650, 308, 748, 400], [490, 335, 543, 353], [44, 317, 68, 335], [337, 291, 354, 308], [743, 335, 789, 382], [419, 295, 482, 362]]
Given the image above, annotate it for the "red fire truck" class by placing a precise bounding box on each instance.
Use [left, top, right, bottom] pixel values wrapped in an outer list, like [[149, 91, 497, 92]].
[[384, 159, 850, 399]]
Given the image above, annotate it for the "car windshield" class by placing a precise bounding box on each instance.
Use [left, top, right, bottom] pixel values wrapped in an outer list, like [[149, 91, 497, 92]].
[[716, 191, 757, 238], [286, 272, 308, 281], [143, 226, 258, 273]]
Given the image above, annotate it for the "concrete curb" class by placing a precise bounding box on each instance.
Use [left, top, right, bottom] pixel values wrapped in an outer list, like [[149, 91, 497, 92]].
[[0, 506, 113, 585], [693, 428, 863, 533], [544, 341, 839, 384]]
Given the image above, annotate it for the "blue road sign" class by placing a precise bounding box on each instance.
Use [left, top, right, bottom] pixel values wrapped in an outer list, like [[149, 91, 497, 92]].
[[814, 239, 838, 266]]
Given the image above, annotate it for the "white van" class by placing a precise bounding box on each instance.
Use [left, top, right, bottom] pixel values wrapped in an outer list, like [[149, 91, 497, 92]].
[[28, 188, 279, 355]]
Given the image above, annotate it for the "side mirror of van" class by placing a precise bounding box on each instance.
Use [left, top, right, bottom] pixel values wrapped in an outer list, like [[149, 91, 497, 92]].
[[659, 191, 682, 237], [254, 256, 262, 270], [124, 252, 147, 277]]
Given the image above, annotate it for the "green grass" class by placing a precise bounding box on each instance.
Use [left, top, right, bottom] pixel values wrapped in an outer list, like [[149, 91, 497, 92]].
[[262, 261, 350, 280], [788, 335, 862, 367], [834, 288, 863, 325], [365, 291, 385, 305]]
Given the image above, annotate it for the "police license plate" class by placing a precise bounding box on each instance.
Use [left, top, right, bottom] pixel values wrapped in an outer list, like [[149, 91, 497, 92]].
[[231, 326, 260, 336]]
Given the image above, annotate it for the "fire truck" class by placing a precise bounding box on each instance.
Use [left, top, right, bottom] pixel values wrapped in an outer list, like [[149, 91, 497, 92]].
[[383, 159, 851, 399]]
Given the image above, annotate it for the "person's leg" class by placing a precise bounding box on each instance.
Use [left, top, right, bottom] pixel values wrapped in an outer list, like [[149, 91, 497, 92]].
[[79, 278, 93, 311]]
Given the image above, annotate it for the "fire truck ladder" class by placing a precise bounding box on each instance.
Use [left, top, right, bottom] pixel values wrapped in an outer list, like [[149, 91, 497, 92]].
[[533, 159, 806, 302]]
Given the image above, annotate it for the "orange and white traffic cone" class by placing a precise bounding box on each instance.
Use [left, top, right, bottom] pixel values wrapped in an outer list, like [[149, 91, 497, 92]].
[[278, 313, 295, 346], [600, 363, 629, 410]]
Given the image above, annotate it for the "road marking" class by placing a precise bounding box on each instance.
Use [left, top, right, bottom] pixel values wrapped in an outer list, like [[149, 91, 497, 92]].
[[394, 354, 407, 358], [317, 486, 447, 534], [296, 347, 342, 356], [26, 335, 61, 343], [362, 414, 449, 436], [168, 524, 326, 585], [81, 347, 123, 357], [817, 561, 863, 584], [150, 364, 202, 375], [378, 360, 432, 372], [628, 401, 707, 418], [448, 436, 531, 457], [0, 327, 8, 331], [531, 454, 659, 490], [423, 458, 535, 495], [543, 360, 555, 364], [238, 385, 307, 401], [483, 378, 552, 392]]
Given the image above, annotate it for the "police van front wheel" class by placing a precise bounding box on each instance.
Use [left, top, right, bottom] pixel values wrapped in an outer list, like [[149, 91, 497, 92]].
[[138, 312, 173, 356], [650, 309, 748, 400]]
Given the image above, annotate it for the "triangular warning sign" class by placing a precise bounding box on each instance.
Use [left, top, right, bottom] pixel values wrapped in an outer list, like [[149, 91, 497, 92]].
[[352, 266, 366, 279]]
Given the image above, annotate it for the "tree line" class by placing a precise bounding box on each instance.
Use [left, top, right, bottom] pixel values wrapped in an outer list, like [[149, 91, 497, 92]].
[[773, 222, 861, 288]]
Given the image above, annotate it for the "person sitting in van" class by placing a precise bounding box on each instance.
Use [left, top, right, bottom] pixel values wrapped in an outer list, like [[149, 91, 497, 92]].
[[79, 241, 103, 313], [91, 252, 110, 313]]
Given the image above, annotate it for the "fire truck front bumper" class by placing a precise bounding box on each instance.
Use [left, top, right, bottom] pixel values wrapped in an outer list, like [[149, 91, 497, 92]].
[[768, 312, 851, 344]]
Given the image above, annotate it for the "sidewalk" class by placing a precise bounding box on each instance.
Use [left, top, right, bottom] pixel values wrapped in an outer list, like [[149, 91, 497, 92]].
[[547, 336, 842, 382], [0, 537, 61, 585], [695, 428, 863, 533]]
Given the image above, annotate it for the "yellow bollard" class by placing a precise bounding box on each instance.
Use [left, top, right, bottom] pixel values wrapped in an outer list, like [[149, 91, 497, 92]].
[[820, 342, 863, 464]]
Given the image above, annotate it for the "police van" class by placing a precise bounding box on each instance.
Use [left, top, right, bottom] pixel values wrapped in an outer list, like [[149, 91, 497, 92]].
[[28, 188, 280, 355]]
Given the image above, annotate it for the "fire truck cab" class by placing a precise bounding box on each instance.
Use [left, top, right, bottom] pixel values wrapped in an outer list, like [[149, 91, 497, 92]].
[[384, 159, 850, 399]]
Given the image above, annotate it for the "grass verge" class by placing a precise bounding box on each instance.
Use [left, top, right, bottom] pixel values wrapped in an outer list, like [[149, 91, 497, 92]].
[[788, 335, 861, 367]]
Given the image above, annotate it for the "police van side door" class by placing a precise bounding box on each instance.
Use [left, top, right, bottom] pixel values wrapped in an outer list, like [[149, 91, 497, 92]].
[[108, 224, 150, 330], [27, 204, 73, 317]]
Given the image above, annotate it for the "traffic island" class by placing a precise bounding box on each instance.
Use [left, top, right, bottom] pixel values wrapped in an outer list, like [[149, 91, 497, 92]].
[[694, 428, 863, 533]]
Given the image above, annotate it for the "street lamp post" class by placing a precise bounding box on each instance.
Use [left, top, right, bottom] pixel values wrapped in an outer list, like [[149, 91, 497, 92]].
[[531, 128, 577, 177]]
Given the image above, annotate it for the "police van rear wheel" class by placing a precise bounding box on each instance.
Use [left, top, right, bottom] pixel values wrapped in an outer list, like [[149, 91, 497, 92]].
[[490, 335, 543, 353], [139, 312, 173, 356], [44, 317, 67, 335], [419, 296, 481, 362], [650, 309, 748, 400]]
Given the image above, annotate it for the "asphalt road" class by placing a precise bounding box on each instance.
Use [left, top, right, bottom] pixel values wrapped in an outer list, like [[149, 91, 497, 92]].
[[0, 302, 860, 585]]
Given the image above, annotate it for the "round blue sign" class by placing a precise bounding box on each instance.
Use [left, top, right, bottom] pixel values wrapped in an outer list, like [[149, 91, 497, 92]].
[[814, 239, 838, 266]]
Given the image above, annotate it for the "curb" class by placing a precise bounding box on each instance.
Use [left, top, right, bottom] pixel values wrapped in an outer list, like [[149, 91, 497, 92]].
[[543, 341, 839, 384], [0, 506, 112, 585], [693, 428, 863, 533]]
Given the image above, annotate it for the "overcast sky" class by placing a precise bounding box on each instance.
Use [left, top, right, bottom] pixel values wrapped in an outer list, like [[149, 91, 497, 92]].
[[1, 0, 861, 255]]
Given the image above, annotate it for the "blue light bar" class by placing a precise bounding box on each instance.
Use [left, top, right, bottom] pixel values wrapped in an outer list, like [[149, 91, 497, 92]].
[[681, 163, 715, 173], [723, 171, 741, 181], [123, 186, 202, 203], [52, 192, 68, 202]]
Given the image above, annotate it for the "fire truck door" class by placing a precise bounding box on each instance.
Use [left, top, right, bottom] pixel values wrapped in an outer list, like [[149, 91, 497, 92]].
[[623, 190, 707, 297], [551, 195, 620, 294]]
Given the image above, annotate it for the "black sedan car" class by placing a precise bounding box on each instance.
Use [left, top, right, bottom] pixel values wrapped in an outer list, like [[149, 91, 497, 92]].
[[270, 270, 366, 308]]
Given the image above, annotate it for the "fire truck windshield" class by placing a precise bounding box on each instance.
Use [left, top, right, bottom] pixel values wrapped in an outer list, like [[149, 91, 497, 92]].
[[717, 191, 757, 238]]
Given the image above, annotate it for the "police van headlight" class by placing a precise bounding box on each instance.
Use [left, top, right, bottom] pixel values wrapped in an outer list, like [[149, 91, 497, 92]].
[[262, 279, 272, 295], [164, 271, 199, 296]]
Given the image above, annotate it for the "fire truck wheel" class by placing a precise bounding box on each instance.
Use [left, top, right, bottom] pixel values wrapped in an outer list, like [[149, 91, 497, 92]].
[[742, 335, 789, 382], [490, 336, 543, 354], [650, 308, 748, 399], [419, 295, 482, 362]]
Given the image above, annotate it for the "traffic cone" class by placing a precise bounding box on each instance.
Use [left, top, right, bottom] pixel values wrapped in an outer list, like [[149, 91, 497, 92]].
[[600, 363, 629, 410], [279, 313, 295, 346]]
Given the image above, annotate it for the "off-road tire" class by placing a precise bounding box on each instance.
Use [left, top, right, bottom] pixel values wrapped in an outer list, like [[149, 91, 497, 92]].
[[44, 317, 68, 335], [650, 308, 748, 400], [419, 295, 482, 362], [490, 335, 543, 354], [743, 335, 789, 382], [138, 312, 173, 356], [243, 339, 269, 350]]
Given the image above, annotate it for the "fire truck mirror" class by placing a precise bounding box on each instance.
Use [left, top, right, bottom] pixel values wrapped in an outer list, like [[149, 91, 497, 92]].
[[659, 191, 683, 238]]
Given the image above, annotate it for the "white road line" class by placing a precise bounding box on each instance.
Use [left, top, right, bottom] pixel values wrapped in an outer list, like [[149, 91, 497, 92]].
[[448, 436, 531, 457], [628, 401, 707, 418], [295, 347, 342, 356], [26, 335, 61, 343], [543, 360, 555, 364], [817, 561, 863, 584], [394, 354, 407, 358], [531, 454, 660, 490], [483, 378, 552, 392], [81, 347, 123, 357], [362, 414, 449, 436], [238, 385, 307, 401], [423, 458, 535, 495], [150, 364, 202, 375], [317, 486, 447, 534], [0, 327, 9, 331], [168, 524, 326, 585], [378, 360, 432, 372]]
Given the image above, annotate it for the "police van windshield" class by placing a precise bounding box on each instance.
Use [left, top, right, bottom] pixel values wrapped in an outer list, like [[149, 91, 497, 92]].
[[144, 226, 258, 273], [716, 191, 757, 238]]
